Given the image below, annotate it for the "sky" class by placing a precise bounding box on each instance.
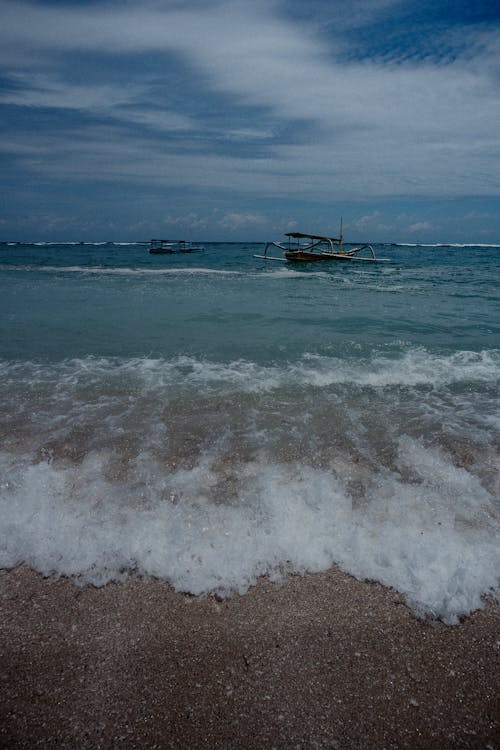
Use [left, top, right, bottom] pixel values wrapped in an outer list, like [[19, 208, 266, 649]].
[[1, 0, 499, 243]]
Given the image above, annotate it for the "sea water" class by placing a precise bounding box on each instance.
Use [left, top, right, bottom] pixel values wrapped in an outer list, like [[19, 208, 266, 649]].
[[0, 241, 498, 623]]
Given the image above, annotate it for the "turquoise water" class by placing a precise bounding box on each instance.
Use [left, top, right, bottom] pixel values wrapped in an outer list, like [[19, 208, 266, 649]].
[[0, 241, 499, 622], [1, 242, 498, 359]]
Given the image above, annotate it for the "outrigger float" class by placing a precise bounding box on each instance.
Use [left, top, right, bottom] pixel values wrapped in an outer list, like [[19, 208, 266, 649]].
[[255, 224, 389, 263]]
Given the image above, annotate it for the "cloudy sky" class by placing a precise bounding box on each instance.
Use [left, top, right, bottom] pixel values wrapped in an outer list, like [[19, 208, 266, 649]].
[[1, 0, 499, 242]]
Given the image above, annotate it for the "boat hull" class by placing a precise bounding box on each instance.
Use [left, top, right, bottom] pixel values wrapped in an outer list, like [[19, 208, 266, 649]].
[[149, 241, 202, 254], [284, 251, 357, 262], [149, 248, 198, 254]]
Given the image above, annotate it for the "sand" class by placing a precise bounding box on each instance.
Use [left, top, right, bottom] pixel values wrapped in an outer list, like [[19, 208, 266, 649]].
[[0, 566, 498, 749]]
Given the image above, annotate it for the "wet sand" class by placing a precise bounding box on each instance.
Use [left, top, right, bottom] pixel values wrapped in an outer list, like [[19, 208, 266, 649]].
[[0, 566, 498, 749]]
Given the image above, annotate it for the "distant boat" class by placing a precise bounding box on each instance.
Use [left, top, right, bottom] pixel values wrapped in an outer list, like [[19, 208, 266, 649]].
[[149, 239, 203, 254], [255, 222, 389, 263]]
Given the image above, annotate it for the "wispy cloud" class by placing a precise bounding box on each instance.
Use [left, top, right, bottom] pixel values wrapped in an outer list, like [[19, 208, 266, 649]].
[[159, 210, 266, 234], [1, 72, 146, 111], [218, 212, 267, 231], [1, 0, 499, 240], [409, 221, 433, 233]]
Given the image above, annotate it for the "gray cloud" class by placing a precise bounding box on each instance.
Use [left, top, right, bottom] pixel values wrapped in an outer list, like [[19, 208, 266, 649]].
[[1, 0, 499, 240]]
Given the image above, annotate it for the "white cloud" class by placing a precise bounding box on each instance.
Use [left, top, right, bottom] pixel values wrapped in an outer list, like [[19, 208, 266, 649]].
[[1, 0, 499, 205], [160, 210, 267, 234], [1, 72, 144, 109], [351, 211, 381, 229], [0, 72, 195, 132], [163, 212, 210, 231], [218, 212, 267, 231], [409, 221, 433, 232]]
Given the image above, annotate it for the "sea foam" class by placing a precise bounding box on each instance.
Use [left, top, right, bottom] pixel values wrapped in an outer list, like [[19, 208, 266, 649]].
[[0, 434, 498, 624], [0, 351, 498, 623]]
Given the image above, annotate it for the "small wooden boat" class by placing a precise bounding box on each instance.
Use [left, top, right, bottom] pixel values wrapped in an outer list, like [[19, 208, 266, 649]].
[[149, 239, 203, 254], [255, 224, 389, 263]]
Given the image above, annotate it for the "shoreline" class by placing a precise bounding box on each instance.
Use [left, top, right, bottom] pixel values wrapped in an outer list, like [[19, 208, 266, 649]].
[[0, 566, 498, 749]]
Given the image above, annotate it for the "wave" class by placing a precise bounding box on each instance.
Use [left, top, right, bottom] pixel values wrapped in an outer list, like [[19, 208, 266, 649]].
[[3, 241, 499, 249], [388, 242, 500, 248], [0, 434, 498, 624], [1, 347, 498, 622], [2, 347, 496, 391], [0, 241, 148, 247], [0, 264, 241, 276]]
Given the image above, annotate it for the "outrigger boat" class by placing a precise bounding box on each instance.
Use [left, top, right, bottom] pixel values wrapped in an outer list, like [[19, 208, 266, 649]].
[[149, 239, 203, 254], [255, 224, 389, 263]]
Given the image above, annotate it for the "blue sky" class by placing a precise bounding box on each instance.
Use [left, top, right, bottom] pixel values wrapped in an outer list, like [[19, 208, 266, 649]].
[[1, 0, 499, 242]]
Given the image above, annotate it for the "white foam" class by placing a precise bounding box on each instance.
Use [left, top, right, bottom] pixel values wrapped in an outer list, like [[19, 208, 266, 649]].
[[0, 434, 498, 624], [0, 265, 242, 276], [1, 348, 499, 401], [391, 243, 500, 248], [4, 242, 147, 247], [88, 348, 499, 390], [1, 350, 498, 622]]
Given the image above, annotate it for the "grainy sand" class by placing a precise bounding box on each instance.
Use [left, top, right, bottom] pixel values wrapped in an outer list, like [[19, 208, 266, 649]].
[[0, 566, 498, 749]]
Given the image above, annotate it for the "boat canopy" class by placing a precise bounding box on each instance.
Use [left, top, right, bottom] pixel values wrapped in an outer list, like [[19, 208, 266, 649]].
[[285, 232, 342, 243]]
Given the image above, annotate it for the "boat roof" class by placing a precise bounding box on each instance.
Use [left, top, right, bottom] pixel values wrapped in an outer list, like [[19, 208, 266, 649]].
[[285, 232, 342, 242], [151, 239, 188, 244]]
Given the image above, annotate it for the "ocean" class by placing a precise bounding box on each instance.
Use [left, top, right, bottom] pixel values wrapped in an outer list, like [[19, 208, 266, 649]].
[[0, 241, 498, 623]]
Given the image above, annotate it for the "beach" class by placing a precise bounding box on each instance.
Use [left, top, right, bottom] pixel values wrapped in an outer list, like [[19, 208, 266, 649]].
[[1, 566, 498, 749]]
